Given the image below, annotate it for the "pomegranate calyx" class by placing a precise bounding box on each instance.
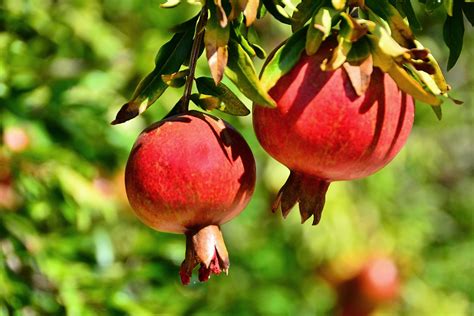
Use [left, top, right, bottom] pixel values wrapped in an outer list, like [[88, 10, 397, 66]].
[[272, 172, 330, 225], [179, 225, 229, 285]]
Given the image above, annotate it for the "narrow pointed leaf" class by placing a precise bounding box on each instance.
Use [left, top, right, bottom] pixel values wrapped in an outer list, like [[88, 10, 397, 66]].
[[331, 0, 346, 10], [339, 12, 368, 42], [161, 69, 189, 87], [386, 4, 415, 47], [262, 0, 292, 24], [306, 7, 337, 55], [431, 106, 442, 120], [161, 0, 181, 8], [463, 3, 474, 26], [260, 26, 307, 91], [292, 0, 324, 31], [244, 0, 259, 26], [321, 35, 351, 71], [347, 37, 371, 63], [112, 28, 195, 124], [400, 0, 422, 31], [387, 63, 441, 105], [195, 77, 250, 115], [225, 39, 275, 107], [443, 1, 464, 70]]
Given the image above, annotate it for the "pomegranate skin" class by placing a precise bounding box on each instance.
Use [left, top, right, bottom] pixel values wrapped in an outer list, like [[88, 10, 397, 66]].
[[253, 46, 414, 223], [125, 111, 256, 234]]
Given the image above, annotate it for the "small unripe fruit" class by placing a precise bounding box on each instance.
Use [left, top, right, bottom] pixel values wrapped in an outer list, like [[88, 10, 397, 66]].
[[125, 111, 256, 284]]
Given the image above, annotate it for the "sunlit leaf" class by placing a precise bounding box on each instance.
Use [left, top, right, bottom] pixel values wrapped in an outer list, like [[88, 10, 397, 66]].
[[161, 69, 189, 87], [306, 7, 337, 56], [387, 63, 441, 105], [112, 25, 195, 124], [321, 35, 351, 71], [262, 0, 292, 24], [260, 26, 307, 91], [225, 39, 275, 107], [160, 0, 181, 8], [331, 0, 346, 10], [400, 0, 422, 31], [194, 77, 250, 115], [244, 0, 259, 26], [291, 0, 324, 31]]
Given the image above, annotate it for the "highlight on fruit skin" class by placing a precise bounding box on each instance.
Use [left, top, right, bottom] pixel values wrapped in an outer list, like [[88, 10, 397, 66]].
[[254, 40, 415, 225], [125, 111, 256, 284]]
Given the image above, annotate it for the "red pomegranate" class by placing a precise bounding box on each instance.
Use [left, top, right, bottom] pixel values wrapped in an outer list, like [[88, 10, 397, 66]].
[[125, 111, 256, 284], [253, 43, 414, 224]]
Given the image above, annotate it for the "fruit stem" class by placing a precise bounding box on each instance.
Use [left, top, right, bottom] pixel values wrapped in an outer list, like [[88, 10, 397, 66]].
[[181, 7, 208, 113]]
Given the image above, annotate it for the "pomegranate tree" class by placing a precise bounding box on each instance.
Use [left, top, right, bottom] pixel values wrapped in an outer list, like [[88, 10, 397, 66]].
[[125, 111, 255, 284]]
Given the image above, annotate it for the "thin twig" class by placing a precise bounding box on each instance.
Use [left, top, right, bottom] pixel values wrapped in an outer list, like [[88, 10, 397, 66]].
[[181, 8, 208, 112]]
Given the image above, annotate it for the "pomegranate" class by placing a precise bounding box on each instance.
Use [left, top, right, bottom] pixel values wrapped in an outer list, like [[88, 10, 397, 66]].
[[336, 256, 401, 316], [125, 111, 256, 284], [253, 42, 414, 224], [357, 257, 400, 302]]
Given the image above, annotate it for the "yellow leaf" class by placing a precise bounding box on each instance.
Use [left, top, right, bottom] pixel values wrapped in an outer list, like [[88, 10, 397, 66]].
[[331, 0, 346, 10], [388, 63, 441, 105], [244, 0, 259, 26]]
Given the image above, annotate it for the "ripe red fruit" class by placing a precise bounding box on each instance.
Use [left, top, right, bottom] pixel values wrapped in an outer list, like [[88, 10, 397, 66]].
[[253, 44, 414, 224], [125, 111, 256, 284]]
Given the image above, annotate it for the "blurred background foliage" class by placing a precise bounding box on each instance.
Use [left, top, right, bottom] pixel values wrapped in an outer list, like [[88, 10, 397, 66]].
[[0, 0, 473, 315]]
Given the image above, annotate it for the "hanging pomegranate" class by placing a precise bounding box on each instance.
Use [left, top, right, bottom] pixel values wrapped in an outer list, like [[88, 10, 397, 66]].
[[125, 111, 256, 284], [253, 41, 415, 224]]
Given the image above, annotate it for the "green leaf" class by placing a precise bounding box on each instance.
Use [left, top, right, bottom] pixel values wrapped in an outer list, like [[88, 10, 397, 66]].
[[160, 0, 181, 8], [463, 3, 474, 26], [339, 12, 368, 42], [262, 0, 292, 24], [260, 25, 307, 91], [321, 34, 351, 71], [331, 0, 346, 10], [431, 105, 442, 120], [425, 0, 443, 13], [225, 39, 276, 107], [251, 43, 267, 59], [346, 37, 371, 63], [400, 0, 422, 31], [306, 7, 337, 55], [161, 69, 189, 87], [365, 0, 392, 20], [291, 0, 325, 32], [444, 0, 453, 16], [195, 77, 250, 116], [443, 1, 464, 70], [112, 26, 195, 124]]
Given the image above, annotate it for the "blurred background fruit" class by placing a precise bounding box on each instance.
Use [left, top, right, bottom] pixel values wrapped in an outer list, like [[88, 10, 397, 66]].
[[0, 1, 472, 315]]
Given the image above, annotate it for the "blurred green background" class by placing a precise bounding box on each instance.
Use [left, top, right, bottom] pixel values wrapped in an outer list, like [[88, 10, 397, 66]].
[[0, 1, 473, 315]]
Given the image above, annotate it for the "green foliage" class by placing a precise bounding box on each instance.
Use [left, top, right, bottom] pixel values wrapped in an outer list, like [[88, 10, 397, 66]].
[[0, 1, 473, 315]]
